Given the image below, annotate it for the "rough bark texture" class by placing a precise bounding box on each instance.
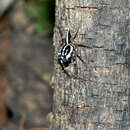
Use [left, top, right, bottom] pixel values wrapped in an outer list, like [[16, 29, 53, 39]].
[[51, 0, 130, 129]]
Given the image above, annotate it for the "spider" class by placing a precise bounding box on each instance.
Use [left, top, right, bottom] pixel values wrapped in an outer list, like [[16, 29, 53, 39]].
[[57, 27, 86, 78]]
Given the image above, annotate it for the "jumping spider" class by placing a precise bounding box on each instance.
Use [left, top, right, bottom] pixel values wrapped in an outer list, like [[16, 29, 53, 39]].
[[57, 27, 86, 78]]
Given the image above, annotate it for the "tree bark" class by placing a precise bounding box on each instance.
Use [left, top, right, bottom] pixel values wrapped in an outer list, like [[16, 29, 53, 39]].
[[51, 0, 130, 129]]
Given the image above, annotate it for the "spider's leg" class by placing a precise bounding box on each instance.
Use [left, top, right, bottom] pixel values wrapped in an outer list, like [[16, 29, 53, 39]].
[[56, 26, 66, 46], [70, 54, 87, 81], [74, 60, 78, 76], [71, 27, 80, 42], [76, 44, 88, 48], [77, 55, 85, 64], [70, 51, 85, 80], [73, 41, 87, 66], [61, 64, 86, 81], [73, 41, 88, 48], [77, 54, 87, 68], [61, 65, 71, 77], [60, 62, 79, 79], [73, 51, 78, 76]]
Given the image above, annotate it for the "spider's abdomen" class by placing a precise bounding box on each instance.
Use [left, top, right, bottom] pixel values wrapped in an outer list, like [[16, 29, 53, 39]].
[[58, 44, 75, 67]]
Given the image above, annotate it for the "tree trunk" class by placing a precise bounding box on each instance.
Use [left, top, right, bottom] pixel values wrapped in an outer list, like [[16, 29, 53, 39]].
[[51, 0, 130, 129]]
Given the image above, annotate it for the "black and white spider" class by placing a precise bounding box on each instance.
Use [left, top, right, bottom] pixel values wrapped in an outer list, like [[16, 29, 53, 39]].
[[57, 28, 86, 78], [58, 30, 75, 67]]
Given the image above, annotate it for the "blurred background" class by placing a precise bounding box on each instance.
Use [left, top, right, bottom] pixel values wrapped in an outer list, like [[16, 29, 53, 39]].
[[0, 0, 55, 129]]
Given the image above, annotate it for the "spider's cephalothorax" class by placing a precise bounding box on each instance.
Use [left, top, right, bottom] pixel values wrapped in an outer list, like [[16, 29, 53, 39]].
[[58, 30, 75, 69]]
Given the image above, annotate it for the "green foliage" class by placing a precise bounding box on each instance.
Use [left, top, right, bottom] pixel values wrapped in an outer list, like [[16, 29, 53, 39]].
[[26, 0, 54, 36]]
